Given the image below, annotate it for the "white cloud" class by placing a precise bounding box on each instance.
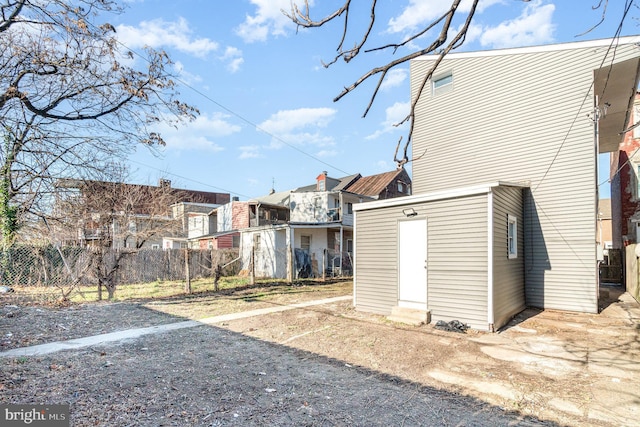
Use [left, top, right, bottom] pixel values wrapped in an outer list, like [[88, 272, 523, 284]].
[[173, 61, 202, 84], [244, 107, 337, 159], [153, 113, 241, 151], [236, 0, 304, 43], [239, 145, 261, 159], [259, 107, 336, 135], [116, 17, 218, 58], [316, 149, 338, 158], [388, 0, 505, 34], [366, 102, 410, 140], [478, 1, 556, 48], [380, 68, 408, 91], [220, 46, 244, 73]]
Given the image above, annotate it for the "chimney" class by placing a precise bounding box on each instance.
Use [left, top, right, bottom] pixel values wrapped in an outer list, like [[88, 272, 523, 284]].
[[159, 179, 171, 188], [317, 171, 328, 191]]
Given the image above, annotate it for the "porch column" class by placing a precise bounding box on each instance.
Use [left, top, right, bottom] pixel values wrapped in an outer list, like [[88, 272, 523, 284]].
[[287, 227, 294, 282]]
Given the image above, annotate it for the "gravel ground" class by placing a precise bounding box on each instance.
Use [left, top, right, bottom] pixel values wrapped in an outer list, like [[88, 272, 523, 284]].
[[1, 282, 637, 426]]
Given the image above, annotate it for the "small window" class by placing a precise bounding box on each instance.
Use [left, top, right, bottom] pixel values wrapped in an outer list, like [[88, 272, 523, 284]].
[[318, 180, 325, 191], [508, 215, 517, 259], [397, 182, 404, 193], [232, 235, 240, 248], [433, 72, 453, 96], [346, 239, 353, 254], [347, 202, 353, 214], [253, 234, 261, 250], [151, 244, 160, 250]]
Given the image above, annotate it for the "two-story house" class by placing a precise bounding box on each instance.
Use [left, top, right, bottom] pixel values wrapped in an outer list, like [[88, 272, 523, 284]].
[[54, 178, 229, 249], [237, 170, 409, 280], [353, 36, 640, 331]]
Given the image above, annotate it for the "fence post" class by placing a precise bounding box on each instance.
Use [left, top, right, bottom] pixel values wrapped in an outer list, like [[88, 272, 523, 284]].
[[184, 248, 191, 294], [322, 249, 326, 281], [250, 247, 255, 285]]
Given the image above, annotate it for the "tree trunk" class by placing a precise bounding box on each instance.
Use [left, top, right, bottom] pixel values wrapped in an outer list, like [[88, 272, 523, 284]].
[[106, 283, 115, 300], [214, 264, 222, 292]]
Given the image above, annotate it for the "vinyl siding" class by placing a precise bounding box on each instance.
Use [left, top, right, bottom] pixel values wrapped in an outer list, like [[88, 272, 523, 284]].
[[492, 186, 526, 330], [354, 193, 490, 330], [410, 43, 640, 313]]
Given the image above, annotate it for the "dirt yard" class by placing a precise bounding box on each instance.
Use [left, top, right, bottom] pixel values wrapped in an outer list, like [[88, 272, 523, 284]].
[[1, 281, 638, 426]]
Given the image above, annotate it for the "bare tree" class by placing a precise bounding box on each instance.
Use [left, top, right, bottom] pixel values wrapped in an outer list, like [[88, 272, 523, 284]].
[[54, 175, 186, 299], [0, 0, 197, 247], [284, 0, 614, 168]]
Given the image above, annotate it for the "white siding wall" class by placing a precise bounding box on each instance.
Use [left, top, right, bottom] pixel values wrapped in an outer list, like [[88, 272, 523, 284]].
[[240, 228, 288, 279], [492, 186, 526, 330], [410, 43, 640, 312]]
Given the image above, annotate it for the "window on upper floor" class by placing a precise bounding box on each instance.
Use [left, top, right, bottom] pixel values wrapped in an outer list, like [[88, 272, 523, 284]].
[[432, 71, 453, 96], [347, 202, 353, 214]]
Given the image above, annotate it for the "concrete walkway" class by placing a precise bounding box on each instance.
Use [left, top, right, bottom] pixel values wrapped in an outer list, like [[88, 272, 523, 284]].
[[0, 295, 351, 358]]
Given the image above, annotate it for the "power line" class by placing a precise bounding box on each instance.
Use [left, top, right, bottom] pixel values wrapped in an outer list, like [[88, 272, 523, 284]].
[[127, 157, 253, 199], [534, 1, 634, 193], [114, 39, 353, 185]]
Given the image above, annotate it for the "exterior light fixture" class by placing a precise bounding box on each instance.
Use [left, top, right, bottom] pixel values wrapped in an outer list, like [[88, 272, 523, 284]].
[[402, 208, 418, 217]]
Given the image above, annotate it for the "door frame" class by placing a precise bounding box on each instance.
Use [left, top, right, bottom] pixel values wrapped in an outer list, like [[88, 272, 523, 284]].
[[397, 217, 427, 310]]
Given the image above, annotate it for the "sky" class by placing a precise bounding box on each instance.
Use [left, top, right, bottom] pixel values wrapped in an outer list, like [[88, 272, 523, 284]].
[[106, 0, 639, 200]]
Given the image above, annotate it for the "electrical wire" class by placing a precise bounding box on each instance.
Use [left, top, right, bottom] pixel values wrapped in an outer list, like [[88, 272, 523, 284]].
[[113, 38, 353, 188], [533, 0, 634, 193]]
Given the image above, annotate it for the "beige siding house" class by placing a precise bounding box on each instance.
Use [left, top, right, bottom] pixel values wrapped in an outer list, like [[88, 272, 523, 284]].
[[353, 37, 640, 330]]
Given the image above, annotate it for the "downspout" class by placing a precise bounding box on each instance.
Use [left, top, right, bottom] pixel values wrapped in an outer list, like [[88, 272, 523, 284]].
[[487, 191, 494, 332]]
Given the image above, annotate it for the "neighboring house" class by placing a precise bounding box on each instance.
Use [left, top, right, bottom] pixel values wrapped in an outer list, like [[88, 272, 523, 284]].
[[610, 93, 640, 249], [207, 193, 291, 251], [239, 170, 408, 279], [345, 168, 412, 199], [55, 179, 229, 249], [597, 199, 613, 251], [353, 37, 640, 331]]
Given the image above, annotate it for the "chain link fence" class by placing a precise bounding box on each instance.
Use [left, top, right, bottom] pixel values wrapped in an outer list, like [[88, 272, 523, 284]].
[[0, 246, 240, 292]]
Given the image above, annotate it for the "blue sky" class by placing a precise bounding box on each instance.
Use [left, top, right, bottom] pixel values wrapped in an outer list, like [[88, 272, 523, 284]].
[[109, 0, 638, 200]]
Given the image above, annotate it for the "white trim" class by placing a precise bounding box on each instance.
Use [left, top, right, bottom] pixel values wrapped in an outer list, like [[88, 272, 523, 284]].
[[353, 181, 529, 212], [413, 36, 640, 61], [487, 193, 494, 328]]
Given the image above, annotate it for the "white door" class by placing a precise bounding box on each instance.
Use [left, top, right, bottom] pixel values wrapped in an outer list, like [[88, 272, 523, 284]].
[[398, 219, 427, 310]]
